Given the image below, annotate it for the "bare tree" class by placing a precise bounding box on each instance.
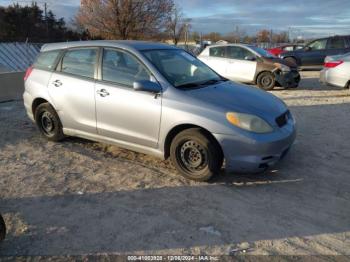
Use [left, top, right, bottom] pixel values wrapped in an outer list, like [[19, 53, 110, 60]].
[[167, 5, 191, 45], [76, 0, 174, 40]]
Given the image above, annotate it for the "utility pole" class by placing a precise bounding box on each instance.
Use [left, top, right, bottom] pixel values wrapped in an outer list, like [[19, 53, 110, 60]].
[[44, 2, 48, 39]]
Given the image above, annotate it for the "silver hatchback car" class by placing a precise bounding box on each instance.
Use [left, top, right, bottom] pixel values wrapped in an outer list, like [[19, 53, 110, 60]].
[[23, 40, 296, 181]]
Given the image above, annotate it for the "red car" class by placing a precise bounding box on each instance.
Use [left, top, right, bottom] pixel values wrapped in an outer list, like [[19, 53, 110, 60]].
[[267, 44, 304, 56]]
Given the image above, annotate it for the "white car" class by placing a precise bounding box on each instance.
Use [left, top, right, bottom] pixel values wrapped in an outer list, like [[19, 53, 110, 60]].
[[198, 44, 300, 90], [320, 52, 350, 89]]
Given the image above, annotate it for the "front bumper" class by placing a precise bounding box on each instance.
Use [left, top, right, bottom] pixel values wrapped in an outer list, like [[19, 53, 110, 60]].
[[214, 121, 296, 174], [275, 70, 300, 88]]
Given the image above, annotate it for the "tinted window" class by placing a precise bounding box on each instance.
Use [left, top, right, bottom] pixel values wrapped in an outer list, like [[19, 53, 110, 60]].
[[102, 49, 151, 87], [227, 46, 254, 60], [209, 47, 225, 57], [34, 50, 61, 70], [61, 48, 97, 78], [308, 39, 327, 50], [328, 38, 345, 49]]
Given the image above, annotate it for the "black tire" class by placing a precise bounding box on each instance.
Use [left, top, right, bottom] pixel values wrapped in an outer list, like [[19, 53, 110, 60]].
[[257, 71, 275, 91], [284, 57, 297, 67], [35, 103, 65, 142], [0, 214, 5, 242], [170, 128, 223, 181]]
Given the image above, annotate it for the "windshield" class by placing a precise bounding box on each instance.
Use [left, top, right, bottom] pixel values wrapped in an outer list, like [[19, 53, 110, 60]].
[[142, 49, 225, 89], [249, 46, 276, 58]]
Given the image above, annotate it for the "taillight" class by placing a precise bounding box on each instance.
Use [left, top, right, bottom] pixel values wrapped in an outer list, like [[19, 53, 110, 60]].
[[24, 66, 33, 81], [324, 60, 343, 68]]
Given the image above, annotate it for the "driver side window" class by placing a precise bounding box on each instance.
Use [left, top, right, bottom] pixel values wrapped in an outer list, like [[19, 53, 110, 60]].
[[308, 39, 327, 50], [102, 48, 151, 87]]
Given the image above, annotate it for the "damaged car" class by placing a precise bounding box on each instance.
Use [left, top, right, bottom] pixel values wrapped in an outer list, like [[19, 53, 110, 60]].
[[198, 44, 300, 90]]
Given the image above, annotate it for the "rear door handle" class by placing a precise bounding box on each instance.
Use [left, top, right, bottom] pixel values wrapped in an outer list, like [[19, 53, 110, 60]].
[[97, 89, 110, 97], [52, 80, 62, 87]]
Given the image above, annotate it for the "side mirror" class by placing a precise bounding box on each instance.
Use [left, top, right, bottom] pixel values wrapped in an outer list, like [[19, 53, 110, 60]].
[[133, 80, 161, 93], [304, 46, 312, 51], [244, 56, 256, 61]]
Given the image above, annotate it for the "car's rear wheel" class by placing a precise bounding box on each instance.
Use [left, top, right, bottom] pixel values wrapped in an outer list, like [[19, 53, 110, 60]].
[[0, 214, 5, 242], [257, 72, 275, 91], [170, 128, 223, 181], [35, 103, 65, 141]]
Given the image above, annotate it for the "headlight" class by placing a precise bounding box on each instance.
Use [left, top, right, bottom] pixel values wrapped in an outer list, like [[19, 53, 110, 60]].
[[226, 112, 273, 133], [274, 63, 290, 72]]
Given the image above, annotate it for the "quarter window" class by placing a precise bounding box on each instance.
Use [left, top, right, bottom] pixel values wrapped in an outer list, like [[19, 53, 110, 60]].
[[328, 38, 345, 49], [209, 47, 226, 58], [34, 50, 61, 71], [61, 48, 97, 78], [102, 49, 151, 87]]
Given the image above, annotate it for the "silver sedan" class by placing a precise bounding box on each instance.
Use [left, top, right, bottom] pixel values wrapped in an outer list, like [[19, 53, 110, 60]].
[[23, 41, 296, 181], [320, 52, 350, 89]]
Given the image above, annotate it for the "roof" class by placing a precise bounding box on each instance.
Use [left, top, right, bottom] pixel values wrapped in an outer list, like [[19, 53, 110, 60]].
[[0, 42, 41, 72], [206, 43, 256, 49], [41, 40, 177, 52]]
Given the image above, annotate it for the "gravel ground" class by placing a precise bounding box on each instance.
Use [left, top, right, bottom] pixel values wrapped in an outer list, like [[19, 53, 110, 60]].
[[0, 71, 349, 257]]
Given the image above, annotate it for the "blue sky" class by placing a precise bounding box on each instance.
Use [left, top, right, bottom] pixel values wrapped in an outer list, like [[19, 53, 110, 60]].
[[1, 0, 350, 38]]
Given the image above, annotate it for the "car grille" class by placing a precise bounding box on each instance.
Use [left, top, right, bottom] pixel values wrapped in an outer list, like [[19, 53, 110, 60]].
[[276, 111, 289, 127]]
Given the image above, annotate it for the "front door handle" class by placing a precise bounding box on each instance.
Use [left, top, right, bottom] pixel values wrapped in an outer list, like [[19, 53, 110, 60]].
[[97, 89, 110, 97], [52, 80, 62, 87]]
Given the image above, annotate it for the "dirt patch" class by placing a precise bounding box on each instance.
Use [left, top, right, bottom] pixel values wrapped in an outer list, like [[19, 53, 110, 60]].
[[0, 71, 349, 256]]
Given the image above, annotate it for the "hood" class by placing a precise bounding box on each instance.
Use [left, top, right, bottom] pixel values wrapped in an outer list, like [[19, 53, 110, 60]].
[[185, 81, 287, 120], [262, 57, 297, 68]]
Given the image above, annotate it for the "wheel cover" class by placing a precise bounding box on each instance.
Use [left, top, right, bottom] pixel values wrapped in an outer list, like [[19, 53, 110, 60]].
[[179, 140, 208, 172], [261, 75, 273, 87], [40, 111, 55, 135]]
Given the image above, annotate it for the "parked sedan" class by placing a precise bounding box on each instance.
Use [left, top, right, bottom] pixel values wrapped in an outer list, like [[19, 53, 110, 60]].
[[320, 52, 350, 89], [267, 44, 304, 56], [198, 44, 300, 90], [280, 35, 350, 69], [24, 40, 296, 181]]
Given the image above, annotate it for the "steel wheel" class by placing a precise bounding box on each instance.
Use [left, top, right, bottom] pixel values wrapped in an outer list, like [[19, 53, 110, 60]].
[[178, 140, 208, 173], [170, 128, 223, 181], [40, 111, 56, 136]]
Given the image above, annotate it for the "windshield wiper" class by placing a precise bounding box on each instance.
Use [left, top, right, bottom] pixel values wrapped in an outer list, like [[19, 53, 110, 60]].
[[199, 78, 226, 86], [176, 78, 227, 89], [176, 82, 202, 89]]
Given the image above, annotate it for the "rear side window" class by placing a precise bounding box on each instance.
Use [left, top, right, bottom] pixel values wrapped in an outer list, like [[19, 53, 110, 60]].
[[328, 38, 345, 49], [61, 48, 97, 78], [34, 50, 61, 71], [227, 46, 254, 60], [209, 47, 226, 58], [283, 46, 294, 51]]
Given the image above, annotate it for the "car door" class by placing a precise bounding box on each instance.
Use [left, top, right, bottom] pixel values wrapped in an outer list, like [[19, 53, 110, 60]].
[[225, 46, 257, 82], [48, 47, 98, 134], [200, 46, 229, 76], [95, 48, 161, 148], [301, 39, 328, 66]]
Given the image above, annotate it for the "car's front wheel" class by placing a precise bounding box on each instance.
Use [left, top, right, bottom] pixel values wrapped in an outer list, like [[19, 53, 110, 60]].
[[170, 128, 223, 181], [35, 103, 65, 142], [0, 214, 5, 242], [257, 71, 275, 91]]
